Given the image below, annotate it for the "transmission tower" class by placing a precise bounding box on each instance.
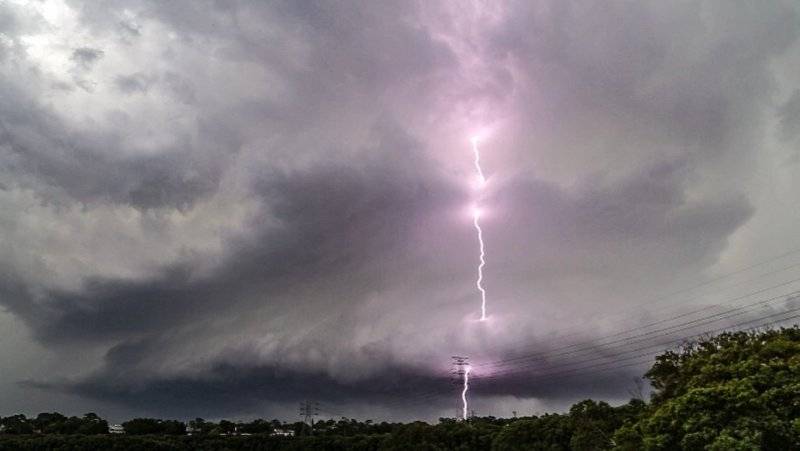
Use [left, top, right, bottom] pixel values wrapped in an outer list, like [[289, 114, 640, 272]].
[[451, 356, 470, 381], [299, 401, 319, 434], [451, 356, 470, 420]]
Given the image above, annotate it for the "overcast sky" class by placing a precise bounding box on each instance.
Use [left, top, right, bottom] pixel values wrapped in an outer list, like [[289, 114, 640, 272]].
[[2, 0, 800, 423]]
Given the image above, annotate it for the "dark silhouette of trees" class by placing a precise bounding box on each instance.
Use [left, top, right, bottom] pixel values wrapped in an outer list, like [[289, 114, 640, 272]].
[[0, 412, 107, 435], [0, 414, 34, 435], [122, 418, 185, 435]]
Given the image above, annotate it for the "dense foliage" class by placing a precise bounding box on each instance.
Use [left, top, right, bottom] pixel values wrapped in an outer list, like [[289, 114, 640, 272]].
[[1, 327, 797, 450], [0, 412, 108, 435], [614, 327, 800, 450]]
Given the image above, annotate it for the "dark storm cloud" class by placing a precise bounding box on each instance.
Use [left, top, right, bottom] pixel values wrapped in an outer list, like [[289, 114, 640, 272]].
[[16, 152, 755, 413], [499, 161, 743, 243], [26, 360, 452, 419], [7, 120, 455, 344], [37, 360, 645, 420], [15, 149, 749, 343], [0, 80, 233, 210], [1, 0, 800, 420], [27, 329, 649, 419], [29, 294, 798, 418]]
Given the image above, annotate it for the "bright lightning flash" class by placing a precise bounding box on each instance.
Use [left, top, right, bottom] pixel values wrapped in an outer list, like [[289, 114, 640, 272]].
[[470, 137, 488, 321], [471, 137, 486, 186], [461, 365, 471, 420]]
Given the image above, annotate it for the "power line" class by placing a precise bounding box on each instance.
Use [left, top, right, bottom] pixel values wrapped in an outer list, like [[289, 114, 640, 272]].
[[379, 270, 800, 410], [377, 250, 800, 393], [331, 249, 800, 415], [377, 294, 800, 410], [472, 312, 800, 392], [456, 255, 800, 362], [613, 247, 800, 312], [479, 278, 800, 369], [474, 306, 800, 385], [385, 309, 800, 413], [375, 316, 800, 416], [551, 258, 800, 344], [478, 295, 800, 380]]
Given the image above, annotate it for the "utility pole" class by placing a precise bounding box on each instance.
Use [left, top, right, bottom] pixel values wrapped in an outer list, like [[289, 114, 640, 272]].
[[299, 401, 319, 435]]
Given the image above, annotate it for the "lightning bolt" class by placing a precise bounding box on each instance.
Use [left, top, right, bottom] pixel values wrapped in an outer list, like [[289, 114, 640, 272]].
[[471, 137, 488, 321], [471, 137, 486, 185], [461, 365, 471, 420], [450, 137, 486, 420], [472, 207, 487, 321]]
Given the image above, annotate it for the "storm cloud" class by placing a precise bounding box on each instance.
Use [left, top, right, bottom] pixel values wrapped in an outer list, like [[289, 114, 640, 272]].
[[1, 0, 800, 421]]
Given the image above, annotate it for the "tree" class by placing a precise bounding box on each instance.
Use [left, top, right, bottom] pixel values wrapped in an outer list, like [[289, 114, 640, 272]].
[[77, 412, 109, 434], [0, 414, 34, 434], [218, 419, 236, 435], [238, 418, 275, 434], [189, 417, 215, 435], [569, 400, 617, 450], [492, 415, 573, 451], [160, 420, 186, 435], [121, 418, 185, 435], [121, 418, 163, 435], [33, 412, 67, 434], [617, 327, 800, 450]]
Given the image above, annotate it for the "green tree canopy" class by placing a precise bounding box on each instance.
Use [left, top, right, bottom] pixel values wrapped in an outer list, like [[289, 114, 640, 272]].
[[614, 327, 800, 450]]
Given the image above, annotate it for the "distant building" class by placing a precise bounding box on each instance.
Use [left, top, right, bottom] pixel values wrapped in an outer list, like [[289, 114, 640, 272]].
[[109, 424, 125, 434], [271, 428, 295, 437]]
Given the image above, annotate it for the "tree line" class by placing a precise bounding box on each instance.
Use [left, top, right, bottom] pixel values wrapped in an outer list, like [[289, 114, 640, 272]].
[[0, 326, 797, 450]]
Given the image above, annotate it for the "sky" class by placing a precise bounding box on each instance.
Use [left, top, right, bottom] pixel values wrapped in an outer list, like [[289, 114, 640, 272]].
[[1, 0, 800, 423]]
